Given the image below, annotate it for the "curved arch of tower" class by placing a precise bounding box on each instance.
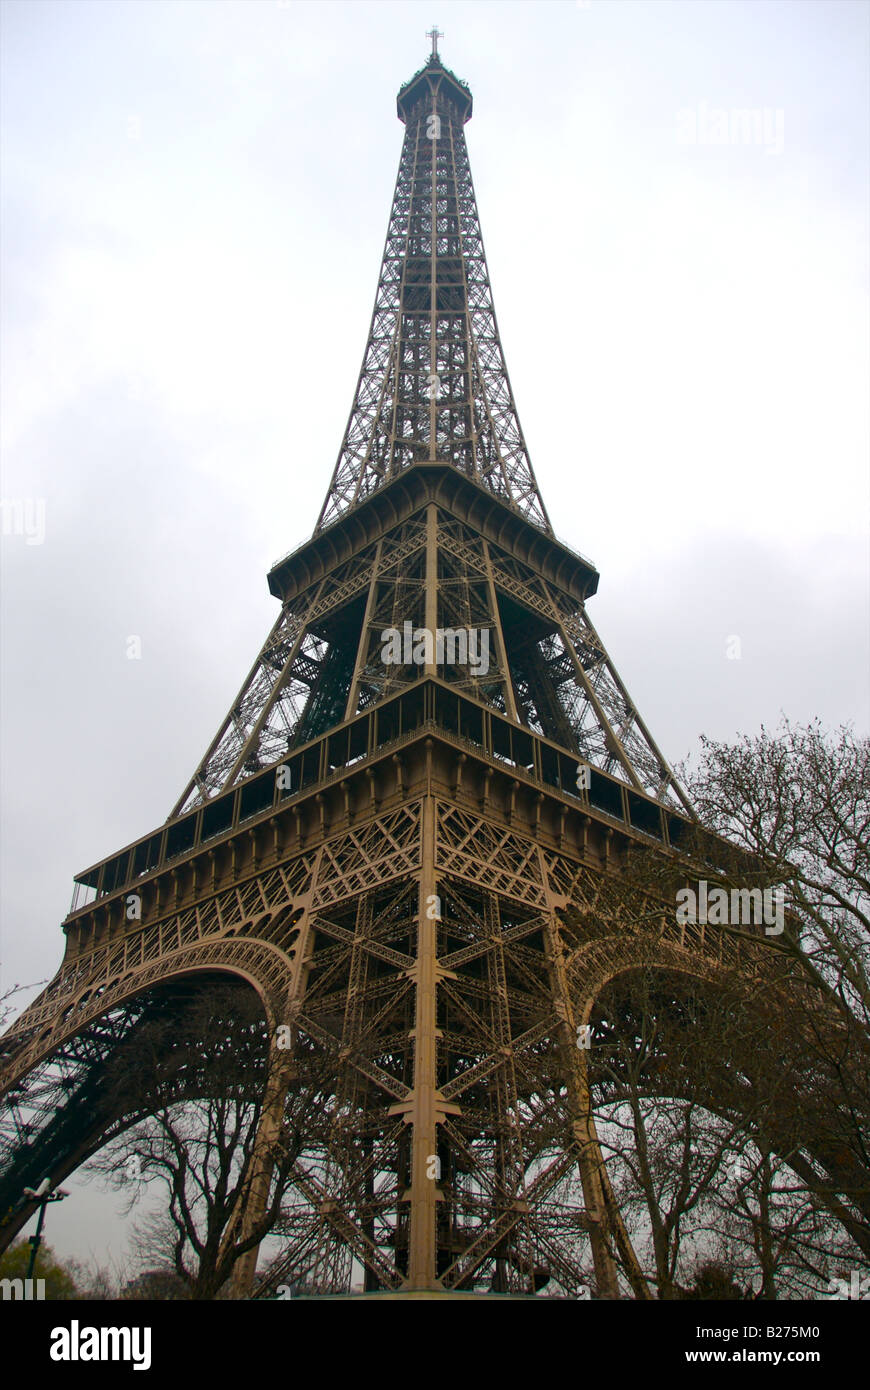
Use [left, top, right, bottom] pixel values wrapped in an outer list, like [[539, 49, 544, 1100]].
[[1, 44, 863, 1297]]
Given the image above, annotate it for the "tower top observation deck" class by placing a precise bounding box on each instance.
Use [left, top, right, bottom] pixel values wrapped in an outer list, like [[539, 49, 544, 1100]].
[[397, 50, 473, 125]]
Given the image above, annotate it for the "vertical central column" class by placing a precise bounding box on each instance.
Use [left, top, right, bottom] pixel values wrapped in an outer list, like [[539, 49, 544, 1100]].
[[424, 502, 438, 678], [408, 787, 440, 1288]]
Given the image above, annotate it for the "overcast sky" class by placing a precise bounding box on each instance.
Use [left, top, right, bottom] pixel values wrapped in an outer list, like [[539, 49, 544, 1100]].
[[1, 0, 868, 1271]]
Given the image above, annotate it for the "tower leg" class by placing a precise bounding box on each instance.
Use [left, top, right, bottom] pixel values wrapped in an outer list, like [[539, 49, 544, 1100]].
[[539, 855, 650, 1299], [226, 1047, 295, 1299], [571, 1055, 651, 1299], [571, 1058, 622, 1299]]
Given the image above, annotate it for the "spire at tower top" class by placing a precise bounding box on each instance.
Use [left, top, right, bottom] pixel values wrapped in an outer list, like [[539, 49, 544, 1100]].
[[426, 25, 443, 60]]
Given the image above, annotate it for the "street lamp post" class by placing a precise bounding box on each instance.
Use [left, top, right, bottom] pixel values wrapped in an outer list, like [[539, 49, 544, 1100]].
[[23, 1179, 68, 1281]]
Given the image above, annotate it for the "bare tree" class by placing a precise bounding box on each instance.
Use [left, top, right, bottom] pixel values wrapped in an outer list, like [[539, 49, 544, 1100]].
[[682, 720, 870, 1252], [0, 980, 45, 1031], [591, 970, 782, 1297], [696, 1143, 858, 1299], [86, 981, 333, 1299], [685, 719, 869, 1027], [582, 721, 870, 1295]]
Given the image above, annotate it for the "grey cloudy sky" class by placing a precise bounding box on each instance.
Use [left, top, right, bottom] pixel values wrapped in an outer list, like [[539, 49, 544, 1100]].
[[1, 0, 868, 1269]]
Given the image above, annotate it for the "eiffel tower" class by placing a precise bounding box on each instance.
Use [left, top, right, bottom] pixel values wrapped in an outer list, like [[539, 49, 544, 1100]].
[[2, 40, 856, 1301]]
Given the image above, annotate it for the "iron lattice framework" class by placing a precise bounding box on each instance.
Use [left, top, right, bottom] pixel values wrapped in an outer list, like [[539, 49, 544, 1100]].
[[2, 50, 866, 1298], [167, 54, 689, 821], [316, 57, 550, 534]]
